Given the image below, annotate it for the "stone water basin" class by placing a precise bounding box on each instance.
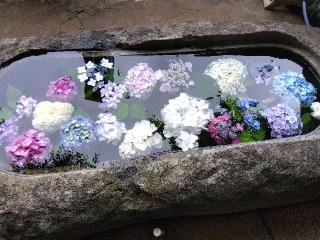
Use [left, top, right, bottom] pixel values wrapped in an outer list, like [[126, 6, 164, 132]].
[[1, 22, 320, 240]]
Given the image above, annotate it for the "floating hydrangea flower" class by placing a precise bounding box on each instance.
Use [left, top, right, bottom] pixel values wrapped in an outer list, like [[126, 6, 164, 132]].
[[244, 113, 261, 130], [0, 116, 19, 145], [119, 120, 162, 158], [124, 63, 163, 98], [208, 113, 244, 145], [159, 60, 194, 92], [273, 72, 317, 106], [175, 131, 199, 152], [77, 58, 113, 89], [95, 113, 126, 144], [61, 115, 96, 148], [99, 82, 127, 109], [204, 58, 248, 95], [161, 93, 213, 151], [310, 102, 320, 120], [47, 76, 78, 101], [264, 104, 302, 138], [5, 129, 52, 168], [32, 101, 74, 132], [255, 61, 280, 85], [237, 98, 261, 130], [15, 95, 37, 118]]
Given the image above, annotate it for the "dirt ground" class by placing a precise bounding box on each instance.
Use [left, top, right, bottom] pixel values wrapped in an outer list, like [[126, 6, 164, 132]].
[[0, 0, 303, 38]]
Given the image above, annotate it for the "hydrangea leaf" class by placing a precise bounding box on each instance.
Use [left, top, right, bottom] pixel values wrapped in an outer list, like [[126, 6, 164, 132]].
[[302, 112, 312, 125], [251, 128, 266, 141], [223, 97, 243, 122], [239, 131, 255, 143], [129, 103, 146, 119], [0, 106, 13, 119], [115, 102, 129, 120], [6, 85, 22, 109]]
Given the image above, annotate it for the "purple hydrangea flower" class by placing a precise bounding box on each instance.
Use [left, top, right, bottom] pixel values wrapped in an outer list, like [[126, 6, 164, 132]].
[[47, 76, 78, 101], [255, 62, 279, 85], [99, 82, 126, 109], [0, 116, 19, 145], [264, 104, 302, 138], [16, 95, 37, 118], [124, 63, 162, 98]]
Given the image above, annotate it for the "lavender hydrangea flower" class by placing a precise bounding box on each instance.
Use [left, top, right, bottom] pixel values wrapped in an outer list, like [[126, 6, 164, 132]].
[[61, 115, 96, 148], [273, 72, 317, 106], [15, 95, 37, 118], [47, 76, 78, 101], [264, 104, 302, 139], [124, 63, 162, 98], [159, 60, 194, 92], [99, 82, 127, 109], [0, 116, 19, 145], [255, 62, 279, 85]]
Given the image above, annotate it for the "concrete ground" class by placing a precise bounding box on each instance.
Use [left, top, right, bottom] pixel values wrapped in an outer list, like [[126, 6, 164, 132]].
[[82, 201, 320, 240], [0, 0, 303, 38], [0, 0, 317, 240]]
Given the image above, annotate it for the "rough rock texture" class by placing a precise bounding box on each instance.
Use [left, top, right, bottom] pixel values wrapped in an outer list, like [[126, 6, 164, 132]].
[[0, 21, 320, 240]]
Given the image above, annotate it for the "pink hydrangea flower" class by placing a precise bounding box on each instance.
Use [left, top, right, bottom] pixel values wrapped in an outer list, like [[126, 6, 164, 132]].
[[47, 76, 78, 101], [208, 113, 243, 145], [5, 129, 52, 168]]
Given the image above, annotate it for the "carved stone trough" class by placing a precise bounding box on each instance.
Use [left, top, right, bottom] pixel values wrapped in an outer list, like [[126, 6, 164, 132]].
[[1, 21, 320, 240]]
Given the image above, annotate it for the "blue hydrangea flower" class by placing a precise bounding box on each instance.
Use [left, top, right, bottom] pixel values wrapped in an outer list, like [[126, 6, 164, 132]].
[[273, 72, 317, 106], [264, 104, 302, 138], [244, 114, 261, 130], [61, 115, 96, 148], [237, 98, 259, 110]]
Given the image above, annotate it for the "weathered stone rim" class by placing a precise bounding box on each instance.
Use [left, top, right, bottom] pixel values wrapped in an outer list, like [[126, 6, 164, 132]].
[[1, 21, 320, 240]]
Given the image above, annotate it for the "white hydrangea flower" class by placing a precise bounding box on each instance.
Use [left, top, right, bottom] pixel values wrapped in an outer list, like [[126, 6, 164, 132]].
[[161, 92, 213, 151], [101, 58, 113, 69], [85, 61, 95, 69], [119, 120, 162, 158], [175, 131, 199, 152], [95, 113, 126, 144], [78, 73, 88, 82], [87, 78, 97, 87], [32, 101, 74, 132], [77, 66, 86, 74], [311, 102, 320, 120], [204, 58, 248, 95]]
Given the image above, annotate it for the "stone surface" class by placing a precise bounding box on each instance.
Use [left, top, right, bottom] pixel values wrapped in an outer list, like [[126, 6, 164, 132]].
[[0, 0, 304, 38], [261, 201, 320, 240], [83, 212, 272, 240], [0, 22, 320, 240]]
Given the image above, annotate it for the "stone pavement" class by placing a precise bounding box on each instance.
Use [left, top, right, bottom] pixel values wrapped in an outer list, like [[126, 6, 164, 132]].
[[0, 0, 303, 38], [82, 201, 320, 240]]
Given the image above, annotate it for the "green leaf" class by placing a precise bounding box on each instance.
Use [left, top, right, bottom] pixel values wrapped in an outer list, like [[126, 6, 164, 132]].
[[0, 106, 13, 119], [129, 103, 146, 119], [6, 85, 22, 109], [302, 112, 312, 125], [251, 128, 266, 141], [115, 102, 129, 120], [239, 131, 255, 143]]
